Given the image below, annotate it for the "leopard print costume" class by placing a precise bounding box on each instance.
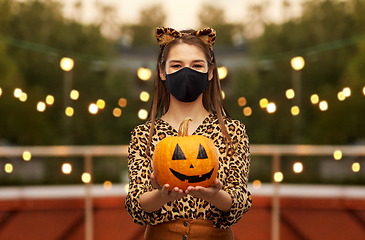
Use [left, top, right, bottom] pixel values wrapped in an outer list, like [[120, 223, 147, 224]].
[[125, 114, 252, 229]]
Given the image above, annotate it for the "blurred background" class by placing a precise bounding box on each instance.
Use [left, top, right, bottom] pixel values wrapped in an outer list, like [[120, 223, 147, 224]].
[[0, 0, 365, 239]]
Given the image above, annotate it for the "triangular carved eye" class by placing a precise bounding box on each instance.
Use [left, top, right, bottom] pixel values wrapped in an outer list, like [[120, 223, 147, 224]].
[[197, 144, 208, 159], [172, 144, 186, 160]]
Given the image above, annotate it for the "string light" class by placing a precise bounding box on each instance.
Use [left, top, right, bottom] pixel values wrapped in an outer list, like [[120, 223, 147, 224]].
[[252, 180, 261, 189], [333, 150, 342, 160], [140, 91, 150, 102], [337, 91, 346, 101], [311, 94, 319, 104], [103, 181, 112, 190], [273, 172, 283, 182], [14, 88, 22, 98], [293, 162, 303, 173], [37, 102, 46, 112], [5, 163, 13, 173], [46, 95, 55, 105], [243, 107, 252, 116], [62, 163, 72, 174], [259, 98, 269, 108], [60, 57, 74, 71], [238, 97, 247, 106], [363, 86, 365, 96], [19, 92, 27, 102], [138, 109, 148, 120], [89, 103, 98, 114], [0, 87, 2, 96], [118, 98, 127, 107], [217, 66, 228, 80], [291, 56, 305, 70], [22, 151, 31, 161], [267, 102, 276, 113], [319, 101, 328, 111], [343, 87, 351, 97], [82, 173, 91, 183], [291, 106, 300, 116], [113, 108, 122, 117], [96, 99, 106, 109], [70, 90, 79, 100], [65, 107, 74, 117], [352, 162, 360, 172], [286, 89, 295, 99]]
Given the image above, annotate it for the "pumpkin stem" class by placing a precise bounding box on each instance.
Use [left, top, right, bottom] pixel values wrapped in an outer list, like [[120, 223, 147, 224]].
[[178, 117, 193, 137]]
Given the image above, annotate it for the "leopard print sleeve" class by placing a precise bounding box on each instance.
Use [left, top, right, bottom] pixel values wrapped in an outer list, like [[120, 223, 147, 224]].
[[124, 124, 163, 225], [210, 119, 252, 228]]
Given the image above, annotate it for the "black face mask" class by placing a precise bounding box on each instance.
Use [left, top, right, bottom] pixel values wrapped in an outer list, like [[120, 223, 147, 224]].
[[165, 67, 209, 103]]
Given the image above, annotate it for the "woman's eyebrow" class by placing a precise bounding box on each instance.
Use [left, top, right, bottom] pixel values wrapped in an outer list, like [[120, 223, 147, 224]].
[[169, 59, 206, 63]]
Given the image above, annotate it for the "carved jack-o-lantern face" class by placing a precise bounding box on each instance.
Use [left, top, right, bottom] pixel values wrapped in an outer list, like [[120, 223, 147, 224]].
[[153, 118, 218, 191]]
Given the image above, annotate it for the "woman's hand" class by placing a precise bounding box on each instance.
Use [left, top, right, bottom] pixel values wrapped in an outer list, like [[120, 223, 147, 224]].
[[184, 179, 222, 201], [151, 174, 186, 202]]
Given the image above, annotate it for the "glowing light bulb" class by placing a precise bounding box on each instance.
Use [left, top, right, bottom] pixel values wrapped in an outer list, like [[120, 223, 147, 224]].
[[137, 67, 152, 81], [319, 101, 328, 111], [333, 150, 342, 160], [19, 92, 27, 102], [140, 91, 150, 102], [259, 98, 269, 108], [5, 163, 13, 173], [342, 87, 351, 97], [65, 107, 74, 116], [62, 163, 72, 174], [138, 109, 148, 120], [291, 106, 300, 116], [291, 56, 305, 70], [70, 90, 79, 100], [293, 162, 303, 173], [352, 162, 360, 172], [311, 94, 319, 104], [104, 181, 112, 190], [89, 103, 98, 114], [286, 89, 295, 99], [267, 102, 276, 113], [337, 91, 346, 101], [238, 97, 247, 107], [37, 102, 46, 112], [218, 66, 228, 80], [60, 57, 74, 71], [46, 95, 54, 105], [82, 173, 91, 183], [252, 180, 261, 189], [0, 87, 2, 96], [22, 151, 31, 161], [113, 108, 122, 117], [96, 99, 106, 109], [118, 98, 127, 107], [273, 172, 283, 182], [14, 88, 22, 98]]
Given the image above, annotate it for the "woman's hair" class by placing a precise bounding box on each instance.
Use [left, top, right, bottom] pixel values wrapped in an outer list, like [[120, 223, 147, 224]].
[[146, 29, 233, 156]]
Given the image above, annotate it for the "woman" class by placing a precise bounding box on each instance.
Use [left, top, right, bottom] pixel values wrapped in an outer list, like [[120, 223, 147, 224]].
[[125, 27, 252, 240]]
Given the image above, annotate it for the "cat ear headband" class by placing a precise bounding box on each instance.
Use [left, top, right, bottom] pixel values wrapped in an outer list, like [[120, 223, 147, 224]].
[[155, 27, 216, 51]]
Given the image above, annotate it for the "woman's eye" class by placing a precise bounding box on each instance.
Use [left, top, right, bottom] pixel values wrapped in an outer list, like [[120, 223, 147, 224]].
[[192, 64, 204, 68], [171, 64, 181, 68]]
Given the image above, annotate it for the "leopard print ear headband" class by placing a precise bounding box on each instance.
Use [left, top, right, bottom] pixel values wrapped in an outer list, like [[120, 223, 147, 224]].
[[155, 27, 216, 51]]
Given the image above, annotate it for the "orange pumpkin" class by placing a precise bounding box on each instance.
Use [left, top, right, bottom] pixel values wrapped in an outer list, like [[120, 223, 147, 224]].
[[153, 117, 219, 191]]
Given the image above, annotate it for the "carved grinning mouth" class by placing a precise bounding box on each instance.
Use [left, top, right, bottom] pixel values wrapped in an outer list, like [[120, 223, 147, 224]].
[[169, 168, 215, 183]]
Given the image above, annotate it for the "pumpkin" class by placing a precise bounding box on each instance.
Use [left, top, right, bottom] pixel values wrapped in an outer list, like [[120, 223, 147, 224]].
[[153, 117, 219, 191]]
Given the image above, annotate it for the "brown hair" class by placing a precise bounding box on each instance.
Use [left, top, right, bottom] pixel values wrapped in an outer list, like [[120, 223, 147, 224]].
[[146, 29, 233, 156]]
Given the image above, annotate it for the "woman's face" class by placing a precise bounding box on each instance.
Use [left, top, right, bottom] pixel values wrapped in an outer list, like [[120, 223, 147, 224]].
[[160, 43, 213, 80]]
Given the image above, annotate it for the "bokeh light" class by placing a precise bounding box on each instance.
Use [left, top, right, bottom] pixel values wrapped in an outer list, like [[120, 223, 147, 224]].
[[96, 99, 106, 109], [14, 88, 22, 98], [46, 95, 55, 105], [137, 67, 152, 81], [65, 107, 74, 117], [118, 98, 127, 107], [19, 92, 27, 102], [0, 87, 2, 96], [363, 86, 365, 95], [291, 106, 300, 116], [82, 173, 91, 183], [259, 98, 269, 108], [140, 91, 150, 102], [37, 102, 46, 112], [218, 66, 228, 80], [89, 103, 98, 114], [104, 181, 113, 190], [286, 89, 295, 99], [243, 107, 252, 116], [70, 90, 79, 100], [319, 101, 328, 111], [293, 162, 303, 173], [62, 163, 72, 174], [310, 94, 319, 104], [22, 151, 31, 161], [291, 56, 305, 70], [138, 109, 148, 120], [252, 180, 261, 189], [337, 91, 346, 101], [238, 97, 247, 107], [5, 163, 13, 173], [333, 150, 342, 160], [352, 162, 360, 172], [274, 172, 284, 182], [60, 57, 74, 71], [113, 108, 122, 117], [267, 102, 276, 113], [221, 91, 225, 99], [124, 184, 129, 193], [343, 87, 351, 97]]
